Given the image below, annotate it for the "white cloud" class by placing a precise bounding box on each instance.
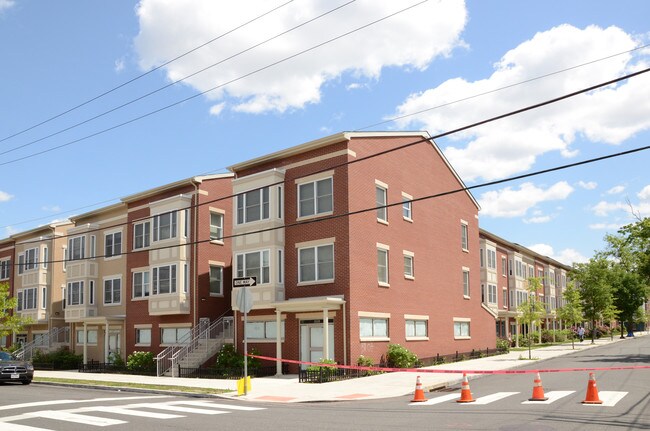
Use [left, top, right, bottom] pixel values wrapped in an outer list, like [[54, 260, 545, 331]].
[[0, 191, 14, 202], [606, 185, 626, 195], [527, 243, 587, 265], [592, 200, 629, 216], [577, 181, 597, 190], [114, 58, 126, 73], [134, 0, 467, 113], [523, 215, 551, 224], [479, 181, 573, 218], [41, 205, 61, 213], [0, 0, 15, 13], [392, 24, 650, 182], [638, 185, 650, 200], [209, 102, 226, 116], [589, 223, 623, 230]]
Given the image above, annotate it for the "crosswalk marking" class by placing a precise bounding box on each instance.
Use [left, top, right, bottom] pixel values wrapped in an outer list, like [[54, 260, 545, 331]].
[[465, 392, 520, 405], [89, 406, 184, 419], [409, 393, 461, 405], [583, 391, 628, 407], [36, 410, 127, 426], [2, 424, 53, 431], [171, 401, 265, 411], [127, 403, 229, 415], [521, 391, 576, 405], [0, 395, 172, 412]]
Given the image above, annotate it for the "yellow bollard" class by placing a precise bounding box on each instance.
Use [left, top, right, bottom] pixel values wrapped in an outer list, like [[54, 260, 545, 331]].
[[237, 376, 252, 395]]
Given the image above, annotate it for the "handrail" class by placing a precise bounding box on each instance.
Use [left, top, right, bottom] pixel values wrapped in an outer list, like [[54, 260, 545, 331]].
[[170, 316, 233, 376], [14, 326, 69, 361]]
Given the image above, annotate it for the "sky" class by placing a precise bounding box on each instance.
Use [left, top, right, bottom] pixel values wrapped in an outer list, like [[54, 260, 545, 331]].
[[1, 0, 649, 266]]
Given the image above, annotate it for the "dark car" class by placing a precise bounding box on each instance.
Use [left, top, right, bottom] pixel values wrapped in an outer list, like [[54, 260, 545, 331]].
[[0, 351, 34, 385]]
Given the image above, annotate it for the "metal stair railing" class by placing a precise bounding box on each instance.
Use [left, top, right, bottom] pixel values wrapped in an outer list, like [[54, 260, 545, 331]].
[[14, 326, 70, 361], [169, 316, 234, 377]]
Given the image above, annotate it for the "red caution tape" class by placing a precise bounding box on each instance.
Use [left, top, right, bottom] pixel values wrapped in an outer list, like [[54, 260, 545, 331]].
[[248, 354, 650, 374]]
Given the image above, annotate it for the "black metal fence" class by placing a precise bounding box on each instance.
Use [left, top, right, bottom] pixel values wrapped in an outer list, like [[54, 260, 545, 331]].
[[78, 361, 156, 376], [177, 365, 288, 380], [419, 347, 507, 367]]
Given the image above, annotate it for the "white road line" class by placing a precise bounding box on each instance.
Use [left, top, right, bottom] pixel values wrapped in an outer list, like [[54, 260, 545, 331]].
[[409, 393, 461, 406], [462, 392, 520, 405], [170, 401, 265, 411], [36, 410, 127, 426], [521, 391, 576, 405], [84, 406, 184, 419], [583, 391, 628, 407], [127, 403, 229, 415], [0, 395, 172, 411], [1, 424, 54, 431]]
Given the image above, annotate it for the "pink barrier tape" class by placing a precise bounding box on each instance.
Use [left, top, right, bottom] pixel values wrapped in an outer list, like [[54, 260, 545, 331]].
[[248, 354, 650, 375]]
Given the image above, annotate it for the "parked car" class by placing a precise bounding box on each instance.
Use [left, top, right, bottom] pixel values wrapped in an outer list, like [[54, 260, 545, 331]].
[[0, 351, 34, 385]]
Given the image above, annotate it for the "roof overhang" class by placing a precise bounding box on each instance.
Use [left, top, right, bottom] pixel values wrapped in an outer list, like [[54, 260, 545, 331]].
[[271, 296, 346, 313]]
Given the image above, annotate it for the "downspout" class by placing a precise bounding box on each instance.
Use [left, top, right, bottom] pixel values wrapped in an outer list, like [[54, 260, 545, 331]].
[[192, 181, 200, 327]]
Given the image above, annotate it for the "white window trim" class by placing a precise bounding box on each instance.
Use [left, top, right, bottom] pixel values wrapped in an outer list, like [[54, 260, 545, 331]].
[[403, 250, 414, 280], [358, 311, 390, 342], [461, 220, 469, 252], [209, 208, 226, 244], [297, 243, 335, 285], [131, 269, 150, 300], [103, 276, 122, 306], [296, 174, 334, 221], [209, 263, 224, 297], [404, 314, 429, 341], [377, 244, 390, 287], [462, 266, 470, 299], [104, 230, 123, 260], [453, 317, 471, 340], [375, 181, 388, 225], [401, 192, 413, 222]]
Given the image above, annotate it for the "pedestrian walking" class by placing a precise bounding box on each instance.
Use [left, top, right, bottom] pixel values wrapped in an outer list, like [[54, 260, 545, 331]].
[[578, 326, 585, 342]]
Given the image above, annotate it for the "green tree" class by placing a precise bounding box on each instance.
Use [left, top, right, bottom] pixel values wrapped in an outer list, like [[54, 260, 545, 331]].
[[557, 281, 584, 349], [572, 257, 614, 344], [0, 282, 32, 339], [517, 278, 546, 359], [607, 265, 647, 337], [601, 303, 620, 341]]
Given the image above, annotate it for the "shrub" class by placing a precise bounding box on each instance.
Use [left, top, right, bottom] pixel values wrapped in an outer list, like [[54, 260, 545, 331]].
[[212, 344, 261, 376], [356, 355, 379, 376], [496, 337, 510, 353], [108, 351, 126, 370], [32, 347, 82, 369], [126, 351, 155, 372], [386, 344, 419, 368], [307, 358, 338, 376]]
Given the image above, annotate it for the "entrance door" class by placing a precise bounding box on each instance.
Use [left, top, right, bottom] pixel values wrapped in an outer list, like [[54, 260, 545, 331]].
[[108, 332, 121, 360], [300, 320, 334, 370]]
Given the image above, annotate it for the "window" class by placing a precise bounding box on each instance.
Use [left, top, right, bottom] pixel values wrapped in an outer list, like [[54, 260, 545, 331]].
[[153, 265, 177, 294], [376, 185, 387, 222], [41, 287, 46, 309], [403, 254, 414, 279], [132, 271, 150, 298], [21, 288, 37, 310], [105, 232, 122, 258], [24, 247, 39, 270], [454, 320, 471, 338], [503, 288, 508, 308], [160, 327, 191, 344], [183, 263, 188, 293], [461, 223, 468, 251], [377, 248, 389, 285], [153, 211, 177, 241], [18, 254, 24, 274], [104, 278, 121, 304], [210, 212, 224, 241], [236, 250, 270, 284], [360, 317, 388, 338], [502, 257, 507, 276], [76, 329, 98, 345], [237, 187, 270, 224], [90, 235, 96, 258], [402, 196, 412, 220], [67, 281, 84, 306], [463, 269, 470, 297], [487, 284, 497, 304], [134, 221, 151, 249], [135, 328, 151, 346], [17, 291, 22, 311], [184, 209, 190, 238], [298, 178, 333, 218], [278, 249, 283, 284], [0, 259, 10, 280], [209, 265, 223, 295], [480, 249, 484, 267], [42, 247, 48, 269], [298, 244, 334, 283], [487, 249, 496, 269], [89, 280, 95, 305], [68, 236, 85, 261], [245, 320, 285, 340], [405, 319, 428, 338]]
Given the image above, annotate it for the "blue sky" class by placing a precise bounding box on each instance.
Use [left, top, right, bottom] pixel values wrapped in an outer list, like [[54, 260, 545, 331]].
[[1, 0, 649, 265]]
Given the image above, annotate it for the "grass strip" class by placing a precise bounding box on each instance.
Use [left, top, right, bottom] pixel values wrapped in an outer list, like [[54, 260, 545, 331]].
[[34, 377, 231, 395]]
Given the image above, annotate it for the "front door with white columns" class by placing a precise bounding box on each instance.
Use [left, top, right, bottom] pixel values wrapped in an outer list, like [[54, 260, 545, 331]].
[[299, 319, 334, 370]]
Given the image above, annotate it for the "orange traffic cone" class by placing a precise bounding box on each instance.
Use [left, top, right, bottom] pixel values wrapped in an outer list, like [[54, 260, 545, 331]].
[[411, 375, 427, 402], [456, 373, 475, 403], [528, 372, 549, 401], [582, 372, 603, 404]]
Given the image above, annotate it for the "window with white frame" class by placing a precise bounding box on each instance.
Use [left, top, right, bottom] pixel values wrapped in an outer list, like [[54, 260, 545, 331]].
[[0, 259, 10, 280], [132, 271, 150, 298], [183, 263, 188, 293], [76, 329, 98, 345], [454, 319, 471, 338], [236, 250, 269, 284], [487, 284, 497, 304], [104, 278, 121, 304], [42, 246, 48, 269], [20, 288, 37, 310], [405, 319, 428, 338], [153, 211, 177, 241], [298, 178, 333, 218], [487, 249, 496, 269], [68, 236, 85, 261], [377, 247, 389, 285], [403, 252, 414, 279], [105, 232, 122, 258], [18, 254, 24, 274], [89, 280, 95, 305], [16, 291, 22, 311], [24, 247, 39, 270], [209, 265, 223, 295], [502, 257, 507, 276], [152, 264, 177, 294], [236, 187, 269, 224], [41, 287, 46, 309], [135, 328, 151, 346], [461, 222, 468, 251], [376, 184, 387, 222], [298, 244, 334, 283], [402, 194, 412, 220], [462, 268, 470, 297], [503, 287, 508, 307], [134, 221, 151, 249], [160, 327, 190, 344], [89, 235, 96, 258], [183, 209, 190, 238], [245, 320, 285, 340], [67, 281, 84, 306], [210, 212, 224, 241], [359, 317, 389, 339]]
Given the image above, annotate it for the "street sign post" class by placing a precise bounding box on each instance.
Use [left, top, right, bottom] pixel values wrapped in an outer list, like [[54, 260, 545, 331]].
[[234, 277, 256, 395]]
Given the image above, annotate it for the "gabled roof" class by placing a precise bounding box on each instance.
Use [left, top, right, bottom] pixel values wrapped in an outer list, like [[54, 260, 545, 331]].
[[120, 173, 233, 204]]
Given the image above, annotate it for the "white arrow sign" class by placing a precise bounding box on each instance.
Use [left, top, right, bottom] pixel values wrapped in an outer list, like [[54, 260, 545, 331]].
[[233, 276, 257, 287]]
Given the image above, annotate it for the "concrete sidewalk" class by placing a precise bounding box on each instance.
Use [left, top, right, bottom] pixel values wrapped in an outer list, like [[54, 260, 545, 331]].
[[34, 334, 643, 403]]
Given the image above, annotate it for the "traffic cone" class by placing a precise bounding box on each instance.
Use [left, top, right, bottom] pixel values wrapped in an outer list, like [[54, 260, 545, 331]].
[[528, 372, 549, 401], [582, 372, 603, 404], [456, 373, 475, 403], [411, 375, 427, 402]]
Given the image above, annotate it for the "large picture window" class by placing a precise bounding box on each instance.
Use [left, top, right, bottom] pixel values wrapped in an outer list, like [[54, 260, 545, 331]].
[[209, 265, 223, 295], [153, 211, 177, 241], [132, 271, 150, 298], [153, 264, 177, 294], [298, 244, 334, 283], [298, 178, 332, 218], [360, 317, 388, 338], [237, 187, 269, 224], [105, 232, 122, 258], [104, 278, 121, 304], [236, 250, 270, 284], [134, 221, 151, 249], [0, 259, 10, 280], [24, 247, 39, 270], [67, 281, 84, 306]]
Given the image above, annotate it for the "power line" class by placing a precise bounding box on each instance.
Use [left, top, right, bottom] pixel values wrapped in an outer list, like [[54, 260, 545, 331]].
[[7, 67, 650, 247], [0, 0, 357, 158], [0, 0, 296, 146], [0, 0, 427, 167]]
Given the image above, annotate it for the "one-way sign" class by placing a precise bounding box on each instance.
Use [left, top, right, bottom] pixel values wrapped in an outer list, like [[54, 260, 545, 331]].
[[233, 276, 257, 287]]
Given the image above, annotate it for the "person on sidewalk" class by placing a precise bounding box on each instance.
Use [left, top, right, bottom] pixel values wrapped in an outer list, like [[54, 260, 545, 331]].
[[578, 326, 585, 342]]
